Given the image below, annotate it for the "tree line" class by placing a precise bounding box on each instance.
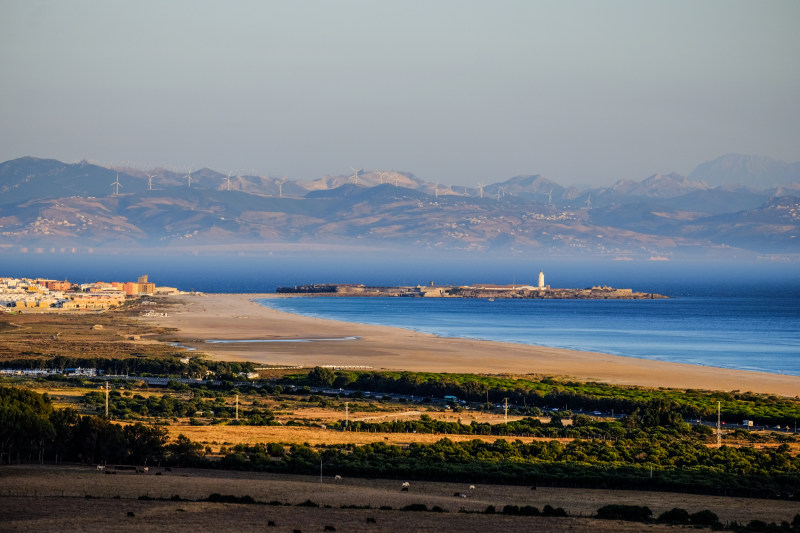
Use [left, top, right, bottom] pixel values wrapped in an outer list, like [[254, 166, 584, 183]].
[[295, 368, 800, 425], [0, 386, 190, 465], [3, 386, 799, 499], [0, 355, 256, 379], [82, 389, 278, 425], [220, 436, 800, 499]]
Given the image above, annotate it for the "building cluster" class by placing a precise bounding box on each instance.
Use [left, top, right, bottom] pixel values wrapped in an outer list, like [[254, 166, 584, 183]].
[[0, 367, 99, 377], [0, 274, 180, 311], [278, 271, 666, 300]]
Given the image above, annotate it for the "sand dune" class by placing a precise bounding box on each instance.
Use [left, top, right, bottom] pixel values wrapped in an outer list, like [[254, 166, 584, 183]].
[[146, 293, 800, 396]]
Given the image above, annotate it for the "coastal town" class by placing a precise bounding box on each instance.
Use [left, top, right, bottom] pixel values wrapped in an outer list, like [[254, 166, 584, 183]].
[[0, 275, 180, 311], [278, 271, 667, 300]]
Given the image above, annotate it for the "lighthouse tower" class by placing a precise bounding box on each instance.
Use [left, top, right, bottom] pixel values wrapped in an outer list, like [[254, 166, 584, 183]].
[[538, 270, 545, 289]]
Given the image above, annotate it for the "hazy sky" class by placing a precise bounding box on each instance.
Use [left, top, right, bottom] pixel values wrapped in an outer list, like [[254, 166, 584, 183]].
[[1, 1, 798, 186]]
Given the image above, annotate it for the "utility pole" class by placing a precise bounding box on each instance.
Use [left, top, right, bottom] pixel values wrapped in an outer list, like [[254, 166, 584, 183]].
[[503, 398, 509, 425], [345, 402, 349, 430], [235, 394, 239, 421], [717, 401, 721, 447], [105, 382, 109, 418]]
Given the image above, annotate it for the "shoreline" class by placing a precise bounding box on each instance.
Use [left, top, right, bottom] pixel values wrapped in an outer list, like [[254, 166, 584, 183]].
[[145, 293, 800, 396]]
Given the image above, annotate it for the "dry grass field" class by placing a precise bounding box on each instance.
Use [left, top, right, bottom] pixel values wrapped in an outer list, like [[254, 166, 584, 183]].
[[164, 424, 564, 448], [0, 303, 178, 360], [24, 384, 794, 452], [2, 465, 799, 532]]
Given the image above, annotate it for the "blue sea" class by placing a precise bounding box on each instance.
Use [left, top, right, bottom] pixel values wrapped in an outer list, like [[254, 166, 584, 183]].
[[259, 295, 800, 377], [4, 252, 800, 376]]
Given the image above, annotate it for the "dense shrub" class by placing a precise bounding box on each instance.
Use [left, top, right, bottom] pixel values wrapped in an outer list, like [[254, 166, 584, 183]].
[[204, 493, 257, 505], [401, 504, 429, 512], [690, 509, 720, 528], [596, 504, 652, 522], [657, 507, 690, 524]]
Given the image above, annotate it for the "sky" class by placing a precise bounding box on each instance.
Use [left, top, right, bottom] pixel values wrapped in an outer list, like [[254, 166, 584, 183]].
[[1, 0, 798, 187]]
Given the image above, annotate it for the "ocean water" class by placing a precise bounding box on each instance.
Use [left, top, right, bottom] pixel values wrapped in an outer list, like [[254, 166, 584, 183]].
[[5, 252, 800, 375], [259, 295, 800, 376]]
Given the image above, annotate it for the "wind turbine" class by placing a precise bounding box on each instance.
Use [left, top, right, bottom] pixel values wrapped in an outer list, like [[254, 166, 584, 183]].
[[110, 174, 122, 196], [277, 177, 287, 197], [185, 169, 193, 188], [585, 194, 592, 209], [223, 172, 232, 191], [547, 189, 553, 204], [350, 168, 362, 185], [434, 182, 439, 199], [145, 172, 156, 191], [377, 171, 389, 185], [477, 182, 485, 198]]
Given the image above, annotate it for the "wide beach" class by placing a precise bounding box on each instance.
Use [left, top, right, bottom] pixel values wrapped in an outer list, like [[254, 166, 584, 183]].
[[147, 293, 800, 396]]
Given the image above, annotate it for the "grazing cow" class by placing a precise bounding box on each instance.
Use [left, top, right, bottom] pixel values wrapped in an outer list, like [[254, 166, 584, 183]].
[[401, 482, 410, 488], [143, 467, 149, 472], [334, 475, 342, 481], [127, 512, 135, 517], [530, 485, 537, 491], [267, 521, 276, 527], [324, 526, 336, 532], [366, 518, 376, 524], [293, 530, 302, 533], [96, 465, 105, 471], [469, 485, 475, 490]]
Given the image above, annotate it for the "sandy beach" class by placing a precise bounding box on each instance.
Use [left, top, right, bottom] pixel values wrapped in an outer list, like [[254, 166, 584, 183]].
[[146, 293, 800, 396]]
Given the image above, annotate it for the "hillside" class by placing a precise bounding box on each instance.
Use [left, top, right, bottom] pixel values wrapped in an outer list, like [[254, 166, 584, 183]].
[[0, 156, 798, 258]]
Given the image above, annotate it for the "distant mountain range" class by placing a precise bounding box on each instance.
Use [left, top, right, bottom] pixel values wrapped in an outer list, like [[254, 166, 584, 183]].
[[690, 154, 800, 187], [0, 154, 798, 258]]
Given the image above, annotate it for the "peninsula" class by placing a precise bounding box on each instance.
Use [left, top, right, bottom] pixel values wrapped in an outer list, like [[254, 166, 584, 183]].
[[277, 270, 667, 300]]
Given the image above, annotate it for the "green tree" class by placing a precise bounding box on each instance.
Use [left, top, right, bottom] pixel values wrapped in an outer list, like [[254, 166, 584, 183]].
[[309, 366, 335, 387], [124, 422, 168, 466]]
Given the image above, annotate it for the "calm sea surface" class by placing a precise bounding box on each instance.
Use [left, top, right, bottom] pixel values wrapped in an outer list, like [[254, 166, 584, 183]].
[[259, 295, 800, 376], [5, 253, 800, 375]]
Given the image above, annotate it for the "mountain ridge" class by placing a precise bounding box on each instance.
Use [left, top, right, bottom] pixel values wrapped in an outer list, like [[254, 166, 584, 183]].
[[1, 155, 798, 258]]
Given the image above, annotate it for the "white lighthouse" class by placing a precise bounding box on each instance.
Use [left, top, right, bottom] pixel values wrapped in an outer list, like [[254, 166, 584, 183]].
[[538, 270, 545, 289]]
